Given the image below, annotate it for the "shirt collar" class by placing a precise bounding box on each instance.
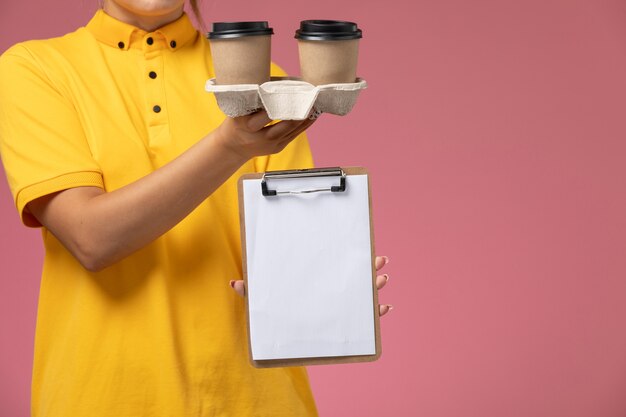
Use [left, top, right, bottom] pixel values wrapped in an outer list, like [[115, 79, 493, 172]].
[[86, 9, 198, 51]]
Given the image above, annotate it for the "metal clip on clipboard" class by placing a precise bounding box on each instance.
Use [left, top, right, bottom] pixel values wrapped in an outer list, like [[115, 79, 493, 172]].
[[261, 167, 347, 196]]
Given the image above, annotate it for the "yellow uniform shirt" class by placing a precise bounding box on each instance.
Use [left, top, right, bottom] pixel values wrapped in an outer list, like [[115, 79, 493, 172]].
[[0, 10, 317, 417]]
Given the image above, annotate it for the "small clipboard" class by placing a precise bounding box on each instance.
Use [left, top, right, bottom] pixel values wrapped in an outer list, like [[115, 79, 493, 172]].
[[238, 167, 382, 368]]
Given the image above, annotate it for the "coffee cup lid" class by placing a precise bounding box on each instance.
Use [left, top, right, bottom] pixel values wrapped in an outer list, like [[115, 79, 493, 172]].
[[208, 22, 274, 39], [295, 20, 362, 41]]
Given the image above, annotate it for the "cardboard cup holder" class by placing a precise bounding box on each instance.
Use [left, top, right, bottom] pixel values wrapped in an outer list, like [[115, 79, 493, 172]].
[[205, 77, 367, 120]]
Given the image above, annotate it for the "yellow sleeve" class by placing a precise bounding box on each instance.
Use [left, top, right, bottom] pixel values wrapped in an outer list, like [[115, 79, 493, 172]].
[[0, 44, 103, 227], [253, 62, 315, 173]]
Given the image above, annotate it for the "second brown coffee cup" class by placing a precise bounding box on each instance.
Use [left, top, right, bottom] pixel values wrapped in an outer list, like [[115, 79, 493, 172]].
[[208, 22, 274, 85], [295, 20, 362, 86]]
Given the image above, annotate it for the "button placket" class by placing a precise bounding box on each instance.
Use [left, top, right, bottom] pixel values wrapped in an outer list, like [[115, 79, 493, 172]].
[[143, 38, 170, 153]]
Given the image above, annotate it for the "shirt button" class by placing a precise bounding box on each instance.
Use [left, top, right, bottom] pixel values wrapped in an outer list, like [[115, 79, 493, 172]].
[[153, 105, 161, 113], [118, 41, 125, 49], [170, 40, 177, 48], [147, 37, 154, 45], [149, 71, 157, 79]]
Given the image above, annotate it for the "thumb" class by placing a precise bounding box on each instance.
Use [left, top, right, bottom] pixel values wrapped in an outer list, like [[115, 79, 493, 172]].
[[244, 110, 272, 132]]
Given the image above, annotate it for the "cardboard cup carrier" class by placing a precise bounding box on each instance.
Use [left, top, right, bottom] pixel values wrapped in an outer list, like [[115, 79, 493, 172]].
[[205, 20, 366, 120], [295, 20, 362, 86], [208, 22, 273, 85]]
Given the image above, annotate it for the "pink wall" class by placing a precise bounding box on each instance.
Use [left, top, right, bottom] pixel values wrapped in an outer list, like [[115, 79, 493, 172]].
[[3, 0, 626, 416]]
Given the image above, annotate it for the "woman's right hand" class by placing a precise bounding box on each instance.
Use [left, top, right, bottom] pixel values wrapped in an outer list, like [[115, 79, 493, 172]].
[[215, 110, 316, 160]]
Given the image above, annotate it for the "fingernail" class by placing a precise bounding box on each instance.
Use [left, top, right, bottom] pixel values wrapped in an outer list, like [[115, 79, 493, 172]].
[[229, 280, 235, 288], [387, 304, 394, 311], [384, 274, 390, 282], [383, 256, 390, 265]]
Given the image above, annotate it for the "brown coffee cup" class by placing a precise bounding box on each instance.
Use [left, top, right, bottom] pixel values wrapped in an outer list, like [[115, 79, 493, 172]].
[[295, 20, 362, 86], [208, 22, 274, 85]]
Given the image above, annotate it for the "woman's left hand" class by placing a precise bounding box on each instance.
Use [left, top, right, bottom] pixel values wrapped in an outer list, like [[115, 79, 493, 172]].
[[229, 255, 393, 317]]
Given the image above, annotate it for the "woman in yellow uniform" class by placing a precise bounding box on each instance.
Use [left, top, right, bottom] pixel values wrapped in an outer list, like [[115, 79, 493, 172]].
[[0, 0, 392, 415]]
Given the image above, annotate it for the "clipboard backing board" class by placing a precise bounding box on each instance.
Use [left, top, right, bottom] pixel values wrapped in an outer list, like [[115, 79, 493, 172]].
[[238, 167, 381, 367]]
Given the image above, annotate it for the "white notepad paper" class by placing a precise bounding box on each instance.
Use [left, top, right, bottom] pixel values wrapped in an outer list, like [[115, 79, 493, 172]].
[[242, 174, 376, 361]]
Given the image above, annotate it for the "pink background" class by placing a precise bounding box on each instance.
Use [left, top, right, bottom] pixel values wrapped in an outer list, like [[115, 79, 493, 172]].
[[2, 0, 626, 416]]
